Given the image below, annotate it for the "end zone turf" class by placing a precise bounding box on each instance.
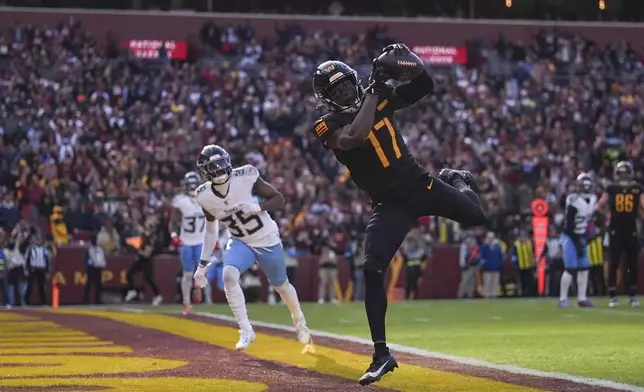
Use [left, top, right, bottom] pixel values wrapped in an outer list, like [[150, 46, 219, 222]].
[[0, 309, 641, 392]]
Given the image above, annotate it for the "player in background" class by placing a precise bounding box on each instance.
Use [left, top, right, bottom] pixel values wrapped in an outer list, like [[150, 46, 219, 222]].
[[203, 221, 229, 304], [594, 161, 644, 307], [191, 145, 311, 350], [559, 173, 597, 308], [170, 171, 206, 315]]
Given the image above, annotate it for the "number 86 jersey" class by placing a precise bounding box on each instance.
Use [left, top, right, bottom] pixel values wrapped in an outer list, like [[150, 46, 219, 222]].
[[195, 165, 281, 248]]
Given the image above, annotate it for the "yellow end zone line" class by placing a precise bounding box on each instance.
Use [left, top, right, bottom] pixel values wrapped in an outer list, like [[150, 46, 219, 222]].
[[0, 330, 82, 335], [0, 341, 116, 347], [56, 309, 544, 392], [0, 377, 268, 392], [0, 336, 100, 342], [0, 314, 39, 321], [0, 346, 131, 354], [0, 321, 68, 328]]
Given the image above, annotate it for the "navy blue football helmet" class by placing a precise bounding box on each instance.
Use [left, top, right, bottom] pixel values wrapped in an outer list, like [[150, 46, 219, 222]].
[[196, 145, 232, 185]]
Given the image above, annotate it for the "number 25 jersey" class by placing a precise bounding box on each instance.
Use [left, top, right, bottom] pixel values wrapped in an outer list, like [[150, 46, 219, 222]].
[[195, 164, 280, 248], [312, 86, 425, 201]]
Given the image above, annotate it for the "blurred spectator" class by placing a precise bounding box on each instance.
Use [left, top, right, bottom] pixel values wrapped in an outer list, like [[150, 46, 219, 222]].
[[25, 233, 51, 305], [587, 234, 606, 296], [351, 237, 366, 301], [0, 245, 8, 308], [512, 231, 537, 297], [401, 227, 430, 300], [50, 206, 69, 246], [457, 233, 481, 298], [545, 226, 563, 296], [0, 193, 20, 231], [83, 235, 106, 305], [124, 229, 163, 305], [4, 239, 26, 306], [317, 243, 338, 304], [97, 219, 121, 254], [480, 231, 504, 299]]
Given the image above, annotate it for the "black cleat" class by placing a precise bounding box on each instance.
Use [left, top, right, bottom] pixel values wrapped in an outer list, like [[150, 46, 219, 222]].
[[358, 352, 399, 386], [438, 168, 479, 193]]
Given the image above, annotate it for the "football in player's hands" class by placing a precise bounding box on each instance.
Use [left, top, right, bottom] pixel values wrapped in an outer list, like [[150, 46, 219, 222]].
[[375, 43, 424, 82]]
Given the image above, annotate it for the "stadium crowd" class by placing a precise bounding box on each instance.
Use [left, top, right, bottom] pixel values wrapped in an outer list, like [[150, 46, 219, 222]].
[[0, 16, 643, 279]]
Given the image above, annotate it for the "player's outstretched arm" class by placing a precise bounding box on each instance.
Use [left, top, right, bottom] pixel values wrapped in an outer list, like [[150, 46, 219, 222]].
[[169, 208, 181, 237], [198, 208, 219, 268], [253, 177, 286, 212], [389, 68, 434, 110], [326, 93, 380, 151], [594, 191, 609, 212]]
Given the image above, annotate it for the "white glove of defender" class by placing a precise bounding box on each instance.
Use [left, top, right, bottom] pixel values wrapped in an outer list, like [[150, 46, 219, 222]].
[[193, 263, 211, 289]]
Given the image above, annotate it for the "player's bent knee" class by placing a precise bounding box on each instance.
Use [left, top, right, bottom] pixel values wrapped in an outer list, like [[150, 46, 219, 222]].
[[467, 205, 486, 226], [273, 281, 291, 294], [363, 259, 384, 279], [222, 265, 241, 287]]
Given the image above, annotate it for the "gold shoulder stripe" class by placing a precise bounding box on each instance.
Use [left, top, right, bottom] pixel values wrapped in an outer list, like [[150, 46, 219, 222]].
[[377, 99, 388, 111], [315, 121, 329, 137]]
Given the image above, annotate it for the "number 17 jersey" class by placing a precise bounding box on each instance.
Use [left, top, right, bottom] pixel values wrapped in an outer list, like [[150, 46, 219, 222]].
[[195, 165, 281, 248], [312, 85, 425, 202]]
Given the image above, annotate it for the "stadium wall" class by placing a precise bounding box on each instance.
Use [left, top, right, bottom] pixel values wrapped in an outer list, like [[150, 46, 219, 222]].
[[1, 7, 644, 45], [47, 246, 644, 305]]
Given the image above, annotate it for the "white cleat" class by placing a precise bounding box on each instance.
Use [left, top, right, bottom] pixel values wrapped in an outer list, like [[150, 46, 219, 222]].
[[124, 290, 138, 302], [151, 295, 163, 306], [609, 298, 618, 308], [293, 316, 312, 345], [630, 298, 640, 307], [235, 329, 256, 351]]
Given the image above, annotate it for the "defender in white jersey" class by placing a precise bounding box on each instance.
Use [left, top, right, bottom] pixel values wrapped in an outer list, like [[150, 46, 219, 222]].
[[171, 171, 206, 315], [192, 145, 311, 351], [559, 173, 597, 308]]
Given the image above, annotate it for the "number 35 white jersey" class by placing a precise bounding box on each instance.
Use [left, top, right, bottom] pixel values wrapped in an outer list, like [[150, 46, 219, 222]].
[[171, 193, 206, 246], [195, 165, 280, 248]]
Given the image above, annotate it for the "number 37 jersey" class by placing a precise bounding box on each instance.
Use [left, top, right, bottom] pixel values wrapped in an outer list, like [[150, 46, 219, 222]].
[[195, 165, 280, 248], [171, 193, 205, 246], [312, 85, 425, 201]]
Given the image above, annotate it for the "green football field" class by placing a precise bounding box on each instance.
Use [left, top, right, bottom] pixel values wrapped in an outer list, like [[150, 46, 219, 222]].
[[142, 298, 644, 386]]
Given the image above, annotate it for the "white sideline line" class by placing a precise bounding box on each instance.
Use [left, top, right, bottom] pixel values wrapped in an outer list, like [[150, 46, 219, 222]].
[[193, 311, 644, 392]]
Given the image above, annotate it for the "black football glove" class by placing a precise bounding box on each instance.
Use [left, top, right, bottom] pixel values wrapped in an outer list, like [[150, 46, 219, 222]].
[[366, 59, 390, 94], [381, 43, 412, 56]]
